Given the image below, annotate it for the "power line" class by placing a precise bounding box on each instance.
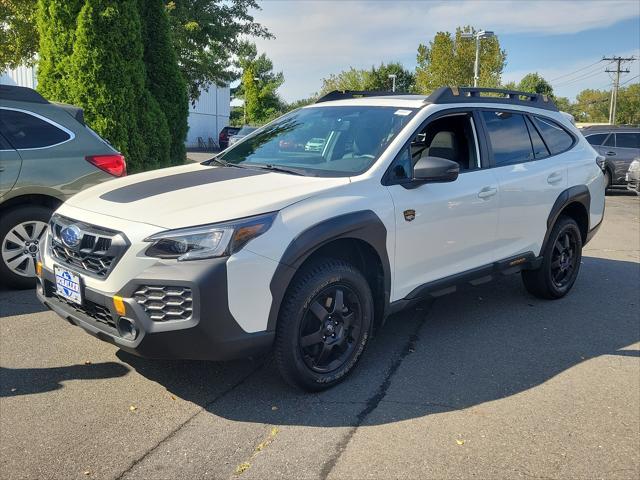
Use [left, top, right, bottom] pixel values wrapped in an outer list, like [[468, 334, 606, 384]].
[[553, 66, 611, 87], [603, 55, 636, 124], [548, 59, 604, 82], [619, 74, 639, 86]]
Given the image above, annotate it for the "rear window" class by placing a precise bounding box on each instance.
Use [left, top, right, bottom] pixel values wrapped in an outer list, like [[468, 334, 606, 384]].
[[0, 109, 71, 149], [525, 116, 550, 159], [481, 111, 534, 166], [616, 132, 640, 149], [533, 116, 574, 155], [585, 133, 608, 146]]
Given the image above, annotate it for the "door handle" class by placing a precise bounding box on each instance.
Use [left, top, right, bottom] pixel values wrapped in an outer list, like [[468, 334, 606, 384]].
[[477, 186, 497, 199], [606, 151, 616, 156], [547, 172, 563, 184]]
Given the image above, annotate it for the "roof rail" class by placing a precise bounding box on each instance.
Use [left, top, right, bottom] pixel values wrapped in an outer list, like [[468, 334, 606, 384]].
[[426, 86, 558, 111], [315, 90, 408, 103], [0, 84, 49, 104]]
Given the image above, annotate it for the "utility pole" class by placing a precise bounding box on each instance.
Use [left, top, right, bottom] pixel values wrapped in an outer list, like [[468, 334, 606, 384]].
[[603, 56, 635, 125]]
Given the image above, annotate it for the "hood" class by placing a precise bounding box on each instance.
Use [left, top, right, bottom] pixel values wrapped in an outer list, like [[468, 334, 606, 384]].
[[66, 163, 350, 229]]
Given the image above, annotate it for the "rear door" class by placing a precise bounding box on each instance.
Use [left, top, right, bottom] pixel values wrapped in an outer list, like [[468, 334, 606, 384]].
[[0, 130, 22, 198], [612, 132, 640, 183], [481, 110, 573, 259]]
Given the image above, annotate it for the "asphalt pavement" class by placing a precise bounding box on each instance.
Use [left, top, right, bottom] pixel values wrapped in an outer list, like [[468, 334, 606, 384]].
[[1, 193, 638, 480]]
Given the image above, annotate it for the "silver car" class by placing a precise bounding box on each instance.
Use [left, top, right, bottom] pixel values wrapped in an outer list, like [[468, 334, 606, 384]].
[[582, 126, 640, 190]]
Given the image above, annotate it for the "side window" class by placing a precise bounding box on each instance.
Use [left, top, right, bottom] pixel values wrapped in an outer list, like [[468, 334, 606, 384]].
[[0, 109, 71, 149], [616, 132, 640, 149], [481, 111, 533, 166], [0, 132, 13, 150], [603, 134, 615, 147], [533, 116, 573, 154], [525, 116, 550, 159], [585, 133, 608, 146]]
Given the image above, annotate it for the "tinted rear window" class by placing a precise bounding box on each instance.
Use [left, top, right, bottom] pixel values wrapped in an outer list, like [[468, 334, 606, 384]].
[[616, 132, 640, 149], [533, 116, 574, 154], [0, 109, 71, 149], [525, 117, 550, 159], [585, 133, 608, 146], [482, 111, 534, 166]]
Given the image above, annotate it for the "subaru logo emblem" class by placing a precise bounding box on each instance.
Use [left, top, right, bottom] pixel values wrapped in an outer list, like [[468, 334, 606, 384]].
[[60, 225, 82, 248]]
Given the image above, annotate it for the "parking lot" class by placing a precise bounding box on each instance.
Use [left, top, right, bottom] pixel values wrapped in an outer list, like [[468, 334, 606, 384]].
[[1, 193, 638, 480]]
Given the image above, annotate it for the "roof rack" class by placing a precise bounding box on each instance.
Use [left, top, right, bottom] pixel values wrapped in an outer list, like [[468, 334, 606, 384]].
[[0, 84, 49, 104], [426, 86, 558, 111], [315, 90, 411, 103]]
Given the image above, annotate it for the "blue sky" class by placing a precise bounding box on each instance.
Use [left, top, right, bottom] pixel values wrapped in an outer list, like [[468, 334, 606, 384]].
[[250, 0, 640, 102]]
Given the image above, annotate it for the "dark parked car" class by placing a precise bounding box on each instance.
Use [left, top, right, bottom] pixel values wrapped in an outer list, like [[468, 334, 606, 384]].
[[0, 85, 125, 288], [582, 125, 640, 190], [218, 126, 240, 150]]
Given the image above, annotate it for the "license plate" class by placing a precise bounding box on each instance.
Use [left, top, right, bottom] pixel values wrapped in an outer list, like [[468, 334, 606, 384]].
[[54, 265, 83, 305]]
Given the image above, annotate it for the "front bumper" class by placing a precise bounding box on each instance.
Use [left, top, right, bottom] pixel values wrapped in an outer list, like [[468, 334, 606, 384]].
[[37, 258, 274, 361]]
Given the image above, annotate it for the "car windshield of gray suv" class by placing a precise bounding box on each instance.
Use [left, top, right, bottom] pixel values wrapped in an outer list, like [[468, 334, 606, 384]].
[[213, 106, 417, 177]]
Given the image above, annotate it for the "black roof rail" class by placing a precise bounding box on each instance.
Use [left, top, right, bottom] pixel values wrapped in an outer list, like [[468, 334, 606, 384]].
[[315, 90, 410, 103], [0, 84, 49, 104], [426, 86, 558, 111]]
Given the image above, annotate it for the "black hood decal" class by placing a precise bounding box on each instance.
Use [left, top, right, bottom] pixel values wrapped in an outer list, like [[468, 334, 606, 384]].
[[100, 167, 267, 203]]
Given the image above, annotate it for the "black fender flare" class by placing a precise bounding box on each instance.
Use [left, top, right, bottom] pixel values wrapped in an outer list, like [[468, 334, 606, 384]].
[[266, 210, 391, 331], [541, 185, 590, 254]]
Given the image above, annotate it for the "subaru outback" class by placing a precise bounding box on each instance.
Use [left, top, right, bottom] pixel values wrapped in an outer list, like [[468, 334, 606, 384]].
[[36, 87, 606, 391]]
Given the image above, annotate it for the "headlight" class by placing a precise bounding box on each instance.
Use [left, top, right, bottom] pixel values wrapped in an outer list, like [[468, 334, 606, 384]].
[[144, 212, 276, 261]]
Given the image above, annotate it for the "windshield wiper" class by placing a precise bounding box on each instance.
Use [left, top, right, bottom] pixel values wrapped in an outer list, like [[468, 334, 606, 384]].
[[204, 157, 247, 169], [244, 164, 307, 176]]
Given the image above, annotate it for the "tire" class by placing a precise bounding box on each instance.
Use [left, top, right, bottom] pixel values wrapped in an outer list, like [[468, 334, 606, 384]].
[[0, 205, 52, 289], [275, 258, 373, 391], [604, 169, 612, 194], [522, 215, 583, 300]]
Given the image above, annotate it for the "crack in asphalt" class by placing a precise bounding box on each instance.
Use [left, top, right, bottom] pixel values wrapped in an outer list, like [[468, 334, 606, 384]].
[[114, 360, 268, 480], [318, 306, 429, 480]]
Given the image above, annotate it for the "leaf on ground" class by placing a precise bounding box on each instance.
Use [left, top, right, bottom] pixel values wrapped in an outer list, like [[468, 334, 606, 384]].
[[235, 462, 251, 475], [129, 405, 137, 412], [83, 471, 91, 476], [84, 361, 91, 365], [456, 439, 465, 445]]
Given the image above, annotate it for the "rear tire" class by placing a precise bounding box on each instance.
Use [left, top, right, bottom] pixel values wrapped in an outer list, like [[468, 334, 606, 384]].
[[604, 169, 612, 194], [522, 215, 583, 299], [0, 205, 52, 289], [275, 258, 373, 391]]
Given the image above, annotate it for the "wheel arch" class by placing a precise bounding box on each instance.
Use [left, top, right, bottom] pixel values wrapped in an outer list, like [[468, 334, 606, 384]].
[[267, 210, 391, 333], [0, 194, 62, 216], [542, 185, 590, 253]]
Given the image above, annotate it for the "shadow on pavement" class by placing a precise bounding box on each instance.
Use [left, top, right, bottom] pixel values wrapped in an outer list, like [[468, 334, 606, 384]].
[[0, 362, 129, 397], [116, 256, 639, 427], [0, 286, 47, 317]]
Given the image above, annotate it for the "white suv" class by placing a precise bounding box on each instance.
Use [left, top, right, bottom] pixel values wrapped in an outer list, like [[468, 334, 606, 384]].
[[37, 87, 606, 391]]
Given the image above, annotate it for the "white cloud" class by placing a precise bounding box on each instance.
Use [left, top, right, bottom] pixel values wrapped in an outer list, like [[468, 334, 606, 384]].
[[250, 1, 640, 101]]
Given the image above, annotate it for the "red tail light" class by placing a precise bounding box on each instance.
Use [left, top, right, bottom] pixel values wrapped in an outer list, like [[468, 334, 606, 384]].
[[86, 154, 127, 177]]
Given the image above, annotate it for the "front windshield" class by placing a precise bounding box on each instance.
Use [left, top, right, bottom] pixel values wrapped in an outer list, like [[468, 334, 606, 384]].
[[217, 106, 417, 177]]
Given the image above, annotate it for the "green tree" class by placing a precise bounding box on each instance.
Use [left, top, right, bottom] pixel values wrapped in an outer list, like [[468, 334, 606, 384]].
[[572, 89, 610, 123], [320, 67, 370, 94], [35, 0, 84, 102], [0, 0, 38, 70], [67, 0, 169, 172], [616, 83, 640, 125], [517, 73, 554, 96], [415, 26, 506, 94], [234, 42, 284, 124], [166, 0, 272, 103], [319, 62, 414, 95], [138, 0, 189, 165]]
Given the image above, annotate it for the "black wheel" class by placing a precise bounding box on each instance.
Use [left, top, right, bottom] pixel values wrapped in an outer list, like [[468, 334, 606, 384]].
[[522, 215, 583, 299], [604, 169, 612, 194], [0, 205, 52, 289], [275, 258, 373, 391]]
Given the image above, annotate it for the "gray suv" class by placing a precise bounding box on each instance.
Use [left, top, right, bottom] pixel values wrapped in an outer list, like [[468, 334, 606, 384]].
[[582, 125, 640, 190], [0, 85, 125, 289]]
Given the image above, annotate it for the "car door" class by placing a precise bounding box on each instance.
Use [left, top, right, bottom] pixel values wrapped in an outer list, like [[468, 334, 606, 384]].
[[0, 130, 22, 198], [612, 132, 640, 183], [482, 110, 572, 259], [386, 110, 500, 300]]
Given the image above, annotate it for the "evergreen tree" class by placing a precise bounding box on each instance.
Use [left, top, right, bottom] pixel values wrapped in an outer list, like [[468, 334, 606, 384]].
[[138, 0, 189, 165], [68, 0, 169, 172]]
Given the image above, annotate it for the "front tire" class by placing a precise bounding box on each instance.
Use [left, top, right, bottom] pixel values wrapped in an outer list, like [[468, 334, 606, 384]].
[[275, 258, 373, 391], [522, 215, 583, 299], [0, 205, 52, 289]]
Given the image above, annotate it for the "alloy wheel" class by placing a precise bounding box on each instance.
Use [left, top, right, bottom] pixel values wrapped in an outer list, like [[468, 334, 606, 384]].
[[1, 221, 48, 278], [550, 228, 579, 288]]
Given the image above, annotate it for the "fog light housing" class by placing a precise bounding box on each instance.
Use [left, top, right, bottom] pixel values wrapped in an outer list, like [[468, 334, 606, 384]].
[[117, 317, 139, 340]]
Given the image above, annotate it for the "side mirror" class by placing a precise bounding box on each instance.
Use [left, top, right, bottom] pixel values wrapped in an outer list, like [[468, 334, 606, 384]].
[[412, 156, 460, 184]]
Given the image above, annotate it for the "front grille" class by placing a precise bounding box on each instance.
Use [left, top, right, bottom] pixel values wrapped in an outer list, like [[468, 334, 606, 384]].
[[49, 215, 129, 278], [45, 281, 116, 330], [134, 285, 193, 321]]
